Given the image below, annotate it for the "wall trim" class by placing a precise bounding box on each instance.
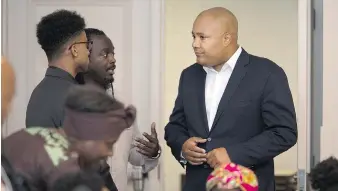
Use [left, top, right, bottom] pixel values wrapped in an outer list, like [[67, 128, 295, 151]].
[[149, 0, 166, 190]]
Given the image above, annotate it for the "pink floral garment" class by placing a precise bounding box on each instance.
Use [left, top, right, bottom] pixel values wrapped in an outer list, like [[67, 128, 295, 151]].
[[206, 163, 258, 191]]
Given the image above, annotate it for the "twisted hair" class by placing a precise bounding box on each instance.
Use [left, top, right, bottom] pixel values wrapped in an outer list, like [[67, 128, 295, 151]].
[[36, 9, 86, 61]]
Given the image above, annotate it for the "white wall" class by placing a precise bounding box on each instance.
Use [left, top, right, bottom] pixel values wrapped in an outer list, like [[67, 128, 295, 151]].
[[321, 0, 338, 160], [163, 0, 298, 190]]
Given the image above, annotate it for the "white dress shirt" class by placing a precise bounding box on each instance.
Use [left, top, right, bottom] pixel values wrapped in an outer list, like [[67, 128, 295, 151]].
[[106, 90, 159, 191], [203, 47, 242, 129], [108, 123, 159, 191]]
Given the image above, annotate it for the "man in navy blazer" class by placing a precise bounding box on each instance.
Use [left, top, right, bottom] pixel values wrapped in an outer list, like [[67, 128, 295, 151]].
[[164, 7, 297, 191]]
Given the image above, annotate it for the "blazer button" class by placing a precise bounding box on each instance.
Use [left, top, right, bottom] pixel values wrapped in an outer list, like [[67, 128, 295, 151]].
[[207, 138, 212, 142]]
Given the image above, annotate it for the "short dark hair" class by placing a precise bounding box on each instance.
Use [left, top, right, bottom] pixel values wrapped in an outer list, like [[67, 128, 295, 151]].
[[36, 9, 86, 61], [84, 28, 106, 41], [65, 84, 122, 113], [309, 156, 338, 191], [51, 171, 105, 191]]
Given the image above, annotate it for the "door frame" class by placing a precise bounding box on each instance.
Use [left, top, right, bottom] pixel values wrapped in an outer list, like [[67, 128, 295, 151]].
[[297, 0, 312, 190], [149, 0, 166, 190], [310, 0, 323, 168]]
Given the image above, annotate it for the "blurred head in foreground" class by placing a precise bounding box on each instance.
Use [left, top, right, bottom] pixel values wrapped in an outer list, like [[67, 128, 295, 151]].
[[1, 57, 16, 124], [63, 84, 136, 166], [51, 171, 108, 191], [309, 156, 338, 191]]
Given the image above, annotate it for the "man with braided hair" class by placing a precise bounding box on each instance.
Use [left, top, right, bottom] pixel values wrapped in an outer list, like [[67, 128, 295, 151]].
[[75, 28, 161, 191]]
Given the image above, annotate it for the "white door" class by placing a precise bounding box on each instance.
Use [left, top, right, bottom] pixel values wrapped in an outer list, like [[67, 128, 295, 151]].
[[2, 0, 164, 190]]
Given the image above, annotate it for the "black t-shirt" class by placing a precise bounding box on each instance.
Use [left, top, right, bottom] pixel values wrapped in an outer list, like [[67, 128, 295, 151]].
[[26, 66, 77, 128]]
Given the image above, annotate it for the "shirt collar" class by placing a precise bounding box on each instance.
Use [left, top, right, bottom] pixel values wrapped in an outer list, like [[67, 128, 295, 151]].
[[45, 66, 77, 83], [203, 46, 242, 73]]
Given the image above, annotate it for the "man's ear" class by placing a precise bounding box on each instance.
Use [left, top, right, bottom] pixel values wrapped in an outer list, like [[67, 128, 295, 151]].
[[124, 105, 136, 127], [70, 45, 78, 57], [223, 33, 231, 47]]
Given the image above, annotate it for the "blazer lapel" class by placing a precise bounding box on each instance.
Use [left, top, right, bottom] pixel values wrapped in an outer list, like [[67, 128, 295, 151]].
[[195, 66, 209, 134], [210, 50, 250, 131]]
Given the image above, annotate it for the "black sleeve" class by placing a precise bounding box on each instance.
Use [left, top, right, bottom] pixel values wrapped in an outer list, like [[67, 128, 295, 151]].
[[164, 70, 190, 165]]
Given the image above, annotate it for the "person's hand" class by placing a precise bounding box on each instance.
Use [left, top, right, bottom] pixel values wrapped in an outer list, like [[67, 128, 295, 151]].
[[206, 148, 231, 168], [182, 137, 207, 165], [135, 122, 160, 158]]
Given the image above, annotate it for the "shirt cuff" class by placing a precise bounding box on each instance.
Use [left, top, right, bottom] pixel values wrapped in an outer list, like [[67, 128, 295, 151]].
[[180, 151, 187, 165], [150, 147, 162, 159]]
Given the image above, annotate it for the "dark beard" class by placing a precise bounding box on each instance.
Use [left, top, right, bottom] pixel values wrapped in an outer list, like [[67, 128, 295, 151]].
[[77, 154, 103, 172], [103, 77, 113, 90], [75, 71, 114, 97], [75, 72, 85, 84], [82, 71, 109, 89]]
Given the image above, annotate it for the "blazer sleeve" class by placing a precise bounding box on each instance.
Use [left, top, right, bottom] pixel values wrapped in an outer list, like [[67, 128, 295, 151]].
[[226, 66, 298, 167], [164, 70, 190, 164]]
